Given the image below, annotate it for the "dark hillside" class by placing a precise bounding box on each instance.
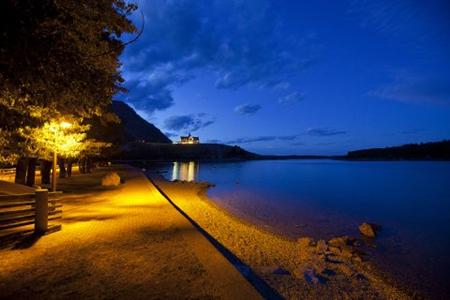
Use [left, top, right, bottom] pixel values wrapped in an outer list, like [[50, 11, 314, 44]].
[[112, 101, 171, 144], [347, 140, 450, 160]]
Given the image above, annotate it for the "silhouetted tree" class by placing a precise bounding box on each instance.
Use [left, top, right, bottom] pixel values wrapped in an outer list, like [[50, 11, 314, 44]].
[[0, 0, 137, 180]]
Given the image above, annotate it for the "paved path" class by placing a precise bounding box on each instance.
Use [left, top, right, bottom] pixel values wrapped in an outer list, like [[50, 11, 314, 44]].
[[0, 166, 261, 299]]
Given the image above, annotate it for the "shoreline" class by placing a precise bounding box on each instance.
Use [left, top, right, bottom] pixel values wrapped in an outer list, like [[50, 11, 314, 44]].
[[152, 176, 412, 299]]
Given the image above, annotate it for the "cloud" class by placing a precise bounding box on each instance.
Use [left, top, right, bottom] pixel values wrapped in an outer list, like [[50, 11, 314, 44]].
[[225, 136, 277, 144], [204, 139, 221, 144], [120, 0, 317, 113], [370, 73, 450, 104], [306, 127, 347, 136], [346, 0, 421, 36], [400, 129, 425, 135], [164, 132, 178, 138], [224, 134, 300, 144], [278, 135, 298, 141], [278, 91, 304, 105], [291, 141, 305, 146], [164, 114, 214, 133], [234, 104, 262, 115], [274, 82, 291, 90]]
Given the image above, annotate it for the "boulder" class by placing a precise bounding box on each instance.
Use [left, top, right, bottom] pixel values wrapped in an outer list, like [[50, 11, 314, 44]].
[[272, 267, 291, 275], [101, 172, 121, 187], [316, 240, 328, 254], [358, 223, 380, 238], [304, 268, 326, 284], [297, 237, 313, 248], [328, 236, 351, 247]]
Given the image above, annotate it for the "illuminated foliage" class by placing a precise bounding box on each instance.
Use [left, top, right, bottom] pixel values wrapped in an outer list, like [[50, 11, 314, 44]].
[[0, 0, 136, 166], [19, 119, 89, 159]]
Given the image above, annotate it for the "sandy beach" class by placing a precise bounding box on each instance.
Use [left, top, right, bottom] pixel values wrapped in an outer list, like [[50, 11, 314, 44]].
[[153, 177, 412, 299], [0, 166, 260, 299]]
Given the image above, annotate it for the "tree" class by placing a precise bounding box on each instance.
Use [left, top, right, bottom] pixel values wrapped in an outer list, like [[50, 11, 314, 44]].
[[0, 0, 137, 180], [0, 0, 136, 123], [19, 118, 88, 188]]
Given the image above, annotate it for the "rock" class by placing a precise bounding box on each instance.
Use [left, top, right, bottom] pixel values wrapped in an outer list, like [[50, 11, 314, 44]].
[[297, 237, 313, 248], [321, 268, 336, 277], [304, 268, 326, 284], [352, 254, 363, 263], [328, 236, 351, 247], [352, 273, 367, 281], [316, 240, 328, 254], [339, 264, 356, 277], [324, 255, 343, 264], [359, 223, 380, 238], [340, 246, 355, 258], [272, 267, 291, 275], [328, 246, 342, 255], [101, 172, 121, 187]]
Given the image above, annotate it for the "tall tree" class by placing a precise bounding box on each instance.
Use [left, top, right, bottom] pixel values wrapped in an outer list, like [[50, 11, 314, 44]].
[[0, 0, 136, 174]]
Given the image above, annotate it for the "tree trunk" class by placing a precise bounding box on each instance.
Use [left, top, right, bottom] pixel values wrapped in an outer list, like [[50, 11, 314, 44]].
[[26, 158, 37, 187], [40, 160, 52, 185], [59, 158, 66, 178], [67, 160, 73, 177], [86, 157, 92, 173], [79, 158, 85, 174], [15, 157, 29, 185]]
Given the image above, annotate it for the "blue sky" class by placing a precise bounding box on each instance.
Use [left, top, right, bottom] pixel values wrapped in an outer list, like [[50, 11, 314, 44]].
[[119, 0, 450, 155]]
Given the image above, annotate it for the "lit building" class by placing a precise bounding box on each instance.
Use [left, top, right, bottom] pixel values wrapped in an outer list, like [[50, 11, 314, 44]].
[[179, 134, 199, 144]]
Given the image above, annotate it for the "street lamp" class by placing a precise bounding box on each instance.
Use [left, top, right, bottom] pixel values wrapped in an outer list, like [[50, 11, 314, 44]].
[[51, 121, 72, 192]]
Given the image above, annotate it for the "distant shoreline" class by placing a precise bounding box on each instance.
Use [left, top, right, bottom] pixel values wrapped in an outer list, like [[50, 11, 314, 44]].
[[113, 140, 450, 162]]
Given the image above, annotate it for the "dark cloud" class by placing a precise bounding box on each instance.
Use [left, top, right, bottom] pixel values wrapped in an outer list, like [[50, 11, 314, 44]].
[[278, 135, 298, 141], [400, 129, 425, 135], [164, 131, 178, 138], [278, 91, 305, 105], [204, 139, 221, 144], [347, 0, 421, 36], [226, 136, 277, 144], [225, 134, 300, 144], [164, 114, 214, 133], [306, 127, 347, 136], [291, 141, 305, 146], [120, 0, 317, 113], [234, 104, 262, 115], [370, 73, 450, 104]]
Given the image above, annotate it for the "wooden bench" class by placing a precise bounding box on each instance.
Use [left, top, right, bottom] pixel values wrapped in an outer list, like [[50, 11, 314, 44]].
[[0, 189, 63, 238]]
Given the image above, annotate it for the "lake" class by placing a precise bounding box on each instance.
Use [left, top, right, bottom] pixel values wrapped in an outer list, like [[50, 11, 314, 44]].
[[150, 159, 450, 298]]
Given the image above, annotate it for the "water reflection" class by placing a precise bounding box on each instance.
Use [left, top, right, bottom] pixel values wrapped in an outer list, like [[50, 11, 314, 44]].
[[171, 161, 199, 182]]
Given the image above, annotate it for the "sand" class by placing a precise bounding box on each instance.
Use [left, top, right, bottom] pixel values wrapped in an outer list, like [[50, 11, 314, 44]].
[[0, 166, 260, 299], [154, 178, 412, 300]]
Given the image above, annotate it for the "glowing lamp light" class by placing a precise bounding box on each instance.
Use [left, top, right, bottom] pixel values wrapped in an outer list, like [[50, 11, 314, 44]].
[[60, 121, 72, 129]]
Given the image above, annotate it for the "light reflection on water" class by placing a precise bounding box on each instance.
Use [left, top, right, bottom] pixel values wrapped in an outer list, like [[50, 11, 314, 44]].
[[171, 161, 199, 182], [153, 159, 450, 298]]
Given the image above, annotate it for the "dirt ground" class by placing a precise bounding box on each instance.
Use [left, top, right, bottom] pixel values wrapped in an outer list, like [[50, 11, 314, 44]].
[[0, 166, 260, 300], [154, 179, 412, 300]]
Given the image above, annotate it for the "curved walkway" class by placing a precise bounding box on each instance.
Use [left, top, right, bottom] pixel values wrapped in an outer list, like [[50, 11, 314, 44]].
[[0, 165, 261, 299]]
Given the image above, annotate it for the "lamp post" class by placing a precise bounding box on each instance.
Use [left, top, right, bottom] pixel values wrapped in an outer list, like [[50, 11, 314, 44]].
[[50, 121, 72, 192], [51, 150, 57, 192]]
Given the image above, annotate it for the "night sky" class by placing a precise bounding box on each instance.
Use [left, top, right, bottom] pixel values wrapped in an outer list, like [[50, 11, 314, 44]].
[[119, 0, 450, 155]]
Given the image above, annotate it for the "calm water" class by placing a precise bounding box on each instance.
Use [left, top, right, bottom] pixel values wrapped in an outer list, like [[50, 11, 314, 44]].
[[150, 159, 450, 298]]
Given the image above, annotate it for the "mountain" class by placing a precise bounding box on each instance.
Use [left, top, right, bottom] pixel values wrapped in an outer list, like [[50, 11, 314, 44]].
[[346, 140, 450, 160], [112, 101, 171, 144]]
